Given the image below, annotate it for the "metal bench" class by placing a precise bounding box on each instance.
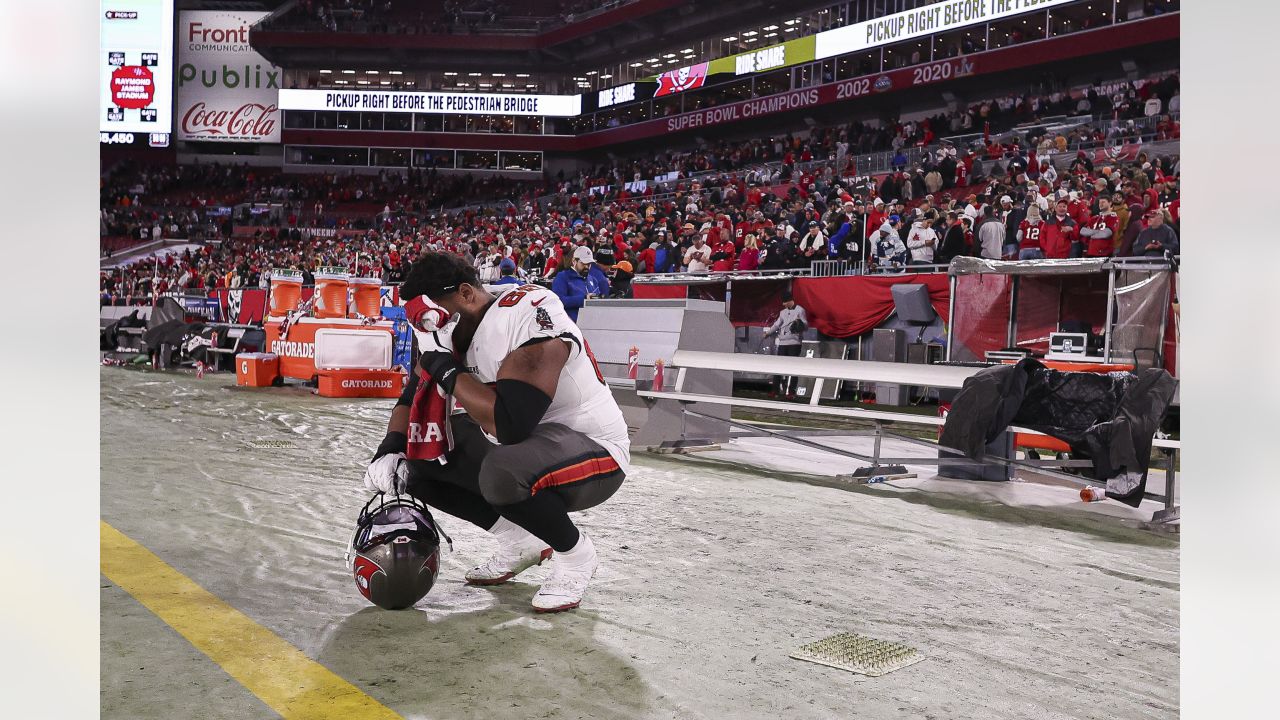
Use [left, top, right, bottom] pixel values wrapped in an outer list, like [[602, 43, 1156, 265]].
[[636, 349, 1181, 525]]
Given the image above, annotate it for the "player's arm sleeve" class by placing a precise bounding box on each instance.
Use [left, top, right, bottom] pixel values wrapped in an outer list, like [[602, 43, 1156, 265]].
[[396, 369, 420, 407]]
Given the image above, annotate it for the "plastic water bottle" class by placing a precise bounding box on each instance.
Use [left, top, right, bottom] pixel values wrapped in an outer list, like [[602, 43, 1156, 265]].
[[1080, 486, 1106, 502]]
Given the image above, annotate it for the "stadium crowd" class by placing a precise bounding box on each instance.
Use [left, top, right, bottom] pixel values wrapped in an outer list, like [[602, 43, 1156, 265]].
[[100, 137, 1179, 306], [101, 72, 1179, 305]]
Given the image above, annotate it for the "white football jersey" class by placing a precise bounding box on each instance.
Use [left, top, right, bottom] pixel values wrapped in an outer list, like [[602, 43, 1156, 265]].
[[465, 284, 631, 473]]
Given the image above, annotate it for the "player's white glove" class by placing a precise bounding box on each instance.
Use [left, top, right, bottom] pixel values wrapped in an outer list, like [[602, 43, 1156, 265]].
[[363, 453, 410, 495]]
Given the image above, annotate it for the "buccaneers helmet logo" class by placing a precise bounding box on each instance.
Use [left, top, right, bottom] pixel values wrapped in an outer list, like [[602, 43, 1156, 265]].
[[352, 556, 385, 600]]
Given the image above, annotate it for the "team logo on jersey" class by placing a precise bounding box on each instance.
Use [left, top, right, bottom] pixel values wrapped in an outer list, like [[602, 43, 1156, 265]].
[[535, 307, 554, 331]]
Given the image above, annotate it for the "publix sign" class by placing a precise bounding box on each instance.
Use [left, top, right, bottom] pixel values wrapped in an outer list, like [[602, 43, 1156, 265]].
[[177, 10, 280, 143]]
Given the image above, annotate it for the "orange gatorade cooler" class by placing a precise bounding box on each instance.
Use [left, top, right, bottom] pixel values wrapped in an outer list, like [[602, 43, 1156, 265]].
[[314, 268, 350, 319], [348, 277, 383, 318], [268, 270, 304, 317], [236, 353, 279, 387], [316, 368, 405, 398]]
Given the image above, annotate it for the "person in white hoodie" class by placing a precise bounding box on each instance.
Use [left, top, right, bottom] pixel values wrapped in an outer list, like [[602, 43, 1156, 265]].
[[906, 212, 939, 265]]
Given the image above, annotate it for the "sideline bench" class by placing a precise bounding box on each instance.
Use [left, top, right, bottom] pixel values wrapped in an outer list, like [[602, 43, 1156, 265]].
[[636, 349, 1181, 526]]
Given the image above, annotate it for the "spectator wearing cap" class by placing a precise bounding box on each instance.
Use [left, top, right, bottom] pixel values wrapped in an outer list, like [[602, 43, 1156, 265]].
[[763, 289, 808, 399], [551, 245, 592, 321], [1042, 199, 1079, 259], [492, 257, 522, 286], [1132, 209, 1179, 257], [797, 221, 828, 266], [874, 215, 908, 268], [683, 233, 713, 273], [1001, 194, 1026, 259], [587, 246, 613, 297], [609, 261, 634, 299]]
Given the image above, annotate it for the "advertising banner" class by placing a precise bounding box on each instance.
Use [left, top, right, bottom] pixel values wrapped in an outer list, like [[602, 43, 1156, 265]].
[[100, 0, 174, 137], [646, 35, 817, 98], [178, 10, 280, 143], [278, 89, 582, 117], [815, 0, 1074, 59]]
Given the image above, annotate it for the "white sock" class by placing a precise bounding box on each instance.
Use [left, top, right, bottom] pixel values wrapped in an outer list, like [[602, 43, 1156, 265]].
[[489, 517, 544, 548], [555, 532, 596, 567]]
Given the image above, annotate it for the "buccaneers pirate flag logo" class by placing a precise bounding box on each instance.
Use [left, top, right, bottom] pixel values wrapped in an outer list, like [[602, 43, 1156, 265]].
[[655, 63, 709, 97]]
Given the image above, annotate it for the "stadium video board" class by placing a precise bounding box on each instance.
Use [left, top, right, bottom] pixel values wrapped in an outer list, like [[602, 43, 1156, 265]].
[[278, 89, 583, 116], [651, 35, 817, 98], [100, 0, 173, 145], [815, 0, 1076, 58]]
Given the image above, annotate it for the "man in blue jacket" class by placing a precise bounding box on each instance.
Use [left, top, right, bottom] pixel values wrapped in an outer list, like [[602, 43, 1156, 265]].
[[551, 245, 592, 321], [586, 247, 612, 298]]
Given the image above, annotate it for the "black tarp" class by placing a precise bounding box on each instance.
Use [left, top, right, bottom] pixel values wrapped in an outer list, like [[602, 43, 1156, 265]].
[[939, 359, 1178, 507]]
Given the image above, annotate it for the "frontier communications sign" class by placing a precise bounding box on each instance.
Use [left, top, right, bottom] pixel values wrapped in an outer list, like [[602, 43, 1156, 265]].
[[278, 89, 582, 117], [177, 10, 281, 143]]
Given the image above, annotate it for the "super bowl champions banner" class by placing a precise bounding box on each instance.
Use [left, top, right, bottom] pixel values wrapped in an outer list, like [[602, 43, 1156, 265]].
[[177, 10, 280, 143]]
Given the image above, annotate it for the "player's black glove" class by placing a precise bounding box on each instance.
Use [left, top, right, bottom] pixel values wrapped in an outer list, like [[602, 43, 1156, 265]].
[[418, 351, 464, 394]]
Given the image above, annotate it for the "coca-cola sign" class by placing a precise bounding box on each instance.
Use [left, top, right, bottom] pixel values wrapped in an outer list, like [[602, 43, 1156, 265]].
[[176, 10, 281, 144], [181, 102, 278, 140]]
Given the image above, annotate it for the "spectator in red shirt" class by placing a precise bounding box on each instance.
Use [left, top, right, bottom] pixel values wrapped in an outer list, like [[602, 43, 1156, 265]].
[[1080, 198, 1119, 257], [1016, 205, 1045, 260], [737, 234, 761, 271], [1043, 200, 1079, 258]]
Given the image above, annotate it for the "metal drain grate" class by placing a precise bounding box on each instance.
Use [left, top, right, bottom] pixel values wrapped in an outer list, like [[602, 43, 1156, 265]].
[[790, 632, 924, 677], [244, 439, 298, 450]]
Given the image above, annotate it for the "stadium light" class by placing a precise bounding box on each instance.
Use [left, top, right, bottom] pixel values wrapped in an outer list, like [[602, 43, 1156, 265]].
[[389, 70, 403, 75], [320, 69, 332, 74], [516, 73, 529, 77], [784, 27, 797, 32], [367, 70, 379, 74], [681, 48, 694, 53], [468, 72, 482, 76], [586, 70, 598, 75], [763, 25, 778, 31], [765, 32, 778, 37], [334, 80, 347, 84], [742, 30, 758, 36], [357, 80, 369, 85], [629, 62, 643, 67], [380, 80, 390, 85], [600, 74, 612, 79], [493, 72, 505, 77], [444, 72, 457, 76], [744, 37, 758, 43], [667, 58, 679, 63], [723, 36, 737, 41], [341, 70, 355, 74]]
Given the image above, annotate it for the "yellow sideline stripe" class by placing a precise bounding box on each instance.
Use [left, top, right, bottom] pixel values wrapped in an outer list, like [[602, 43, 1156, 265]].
[[100, 521, 401, 720]]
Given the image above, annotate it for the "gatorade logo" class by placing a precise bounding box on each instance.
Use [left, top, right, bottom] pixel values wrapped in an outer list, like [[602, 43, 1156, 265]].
[[269, 340, 314, 358], [341, 379, 394, 389]]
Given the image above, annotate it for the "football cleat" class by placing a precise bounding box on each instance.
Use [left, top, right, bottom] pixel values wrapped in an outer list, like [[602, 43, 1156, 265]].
[[465, 543, 553, 586], [532, 534, 598, 613]]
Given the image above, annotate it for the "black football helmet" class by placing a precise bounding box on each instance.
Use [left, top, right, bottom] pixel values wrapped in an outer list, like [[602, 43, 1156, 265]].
[[346, 493, 451, 610]]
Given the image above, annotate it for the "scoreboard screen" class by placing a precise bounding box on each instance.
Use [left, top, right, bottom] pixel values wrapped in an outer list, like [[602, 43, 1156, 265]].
[[101, 0, 173, 142]]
